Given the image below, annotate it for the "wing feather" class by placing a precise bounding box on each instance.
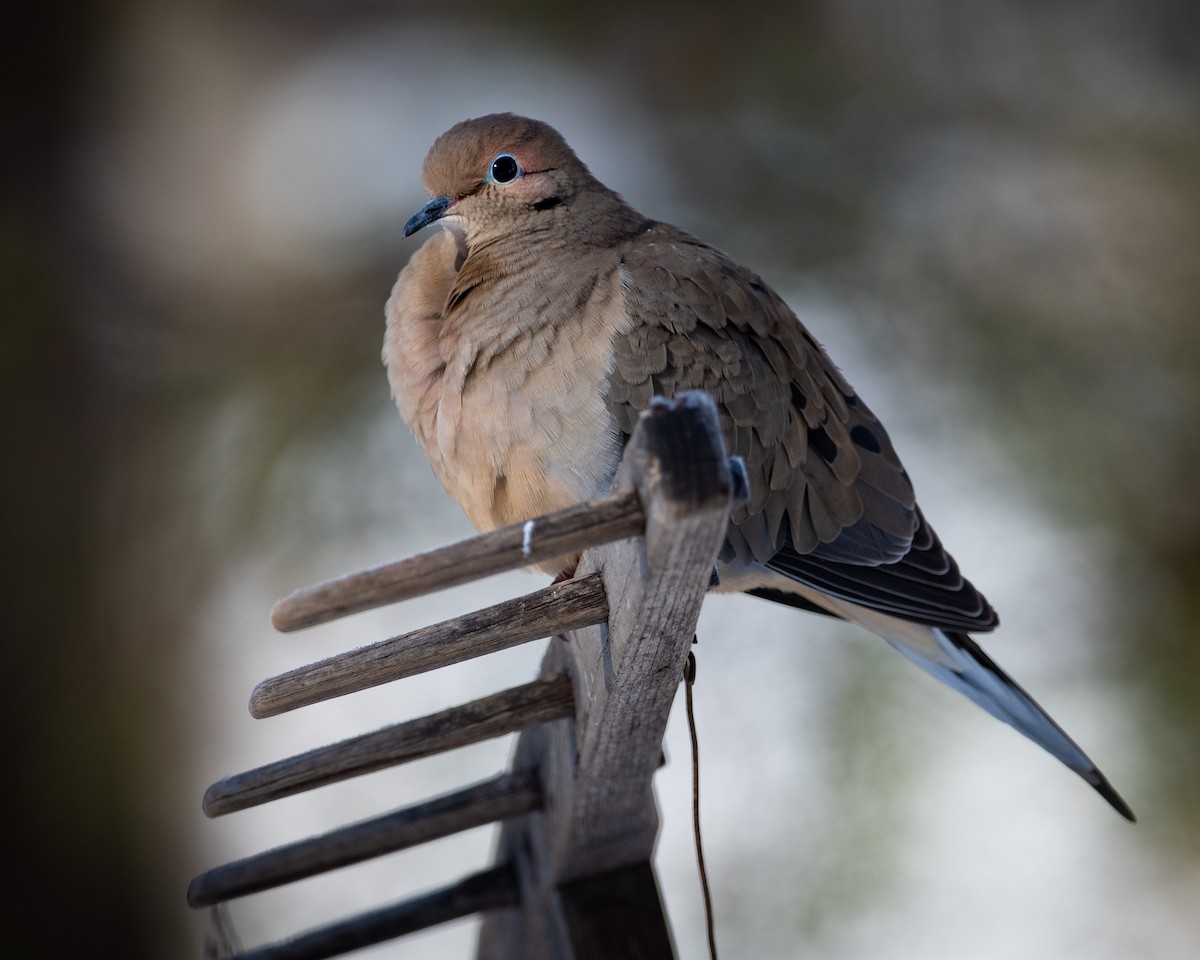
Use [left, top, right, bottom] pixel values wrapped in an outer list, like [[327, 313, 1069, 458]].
[[606, 223, 996, 633]]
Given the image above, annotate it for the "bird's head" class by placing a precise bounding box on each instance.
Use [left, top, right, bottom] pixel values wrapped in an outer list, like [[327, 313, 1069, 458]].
[[403, 113, 599, 242]]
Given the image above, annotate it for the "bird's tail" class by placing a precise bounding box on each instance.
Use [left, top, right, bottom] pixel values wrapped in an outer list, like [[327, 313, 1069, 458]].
[[883, 625, 1135, 821]]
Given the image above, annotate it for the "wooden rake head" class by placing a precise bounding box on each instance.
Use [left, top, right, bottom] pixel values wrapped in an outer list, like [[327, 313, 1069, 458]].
[[188, 392, 745, 960]]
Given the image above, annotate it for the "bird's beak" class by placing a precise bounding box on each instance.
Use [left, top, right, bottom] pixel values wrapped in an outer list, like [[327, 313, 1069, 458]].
[[403, 196, 453, 237]]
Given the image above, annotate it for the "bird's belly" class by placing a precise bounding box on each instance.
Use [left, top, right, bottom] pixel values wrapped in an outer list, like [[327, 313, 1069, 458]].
[[429, 357, 624, 536]]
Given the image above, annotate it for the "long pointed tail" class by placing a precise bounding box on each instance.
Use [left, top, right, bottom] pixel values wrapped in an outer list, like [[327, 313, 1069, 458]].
[[885, 627, 1135, 821]]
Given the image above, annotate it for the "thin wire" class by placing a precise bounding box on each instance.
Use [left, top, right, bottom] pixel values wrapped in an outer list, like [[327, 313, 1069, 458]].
[[685, 649, 718, 960]]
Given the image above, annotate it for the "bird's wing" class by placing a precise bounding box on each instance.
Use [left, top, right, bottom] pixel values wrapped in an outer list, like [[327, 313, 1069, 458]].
[[766, 509, 997, 630], [608, 224, 997, 632]]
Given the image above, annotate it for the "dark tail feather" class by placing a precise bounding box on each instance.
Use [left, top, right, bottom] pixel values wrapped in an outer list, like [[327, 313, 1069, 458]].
[[886, 627, 1135, 822]]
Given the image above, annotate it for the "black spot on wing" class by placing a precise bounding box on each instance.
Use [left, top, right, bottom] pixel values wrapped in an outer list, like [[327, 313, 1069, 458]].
[[809, 424, 838, 463], [850, 424, 881, 453]]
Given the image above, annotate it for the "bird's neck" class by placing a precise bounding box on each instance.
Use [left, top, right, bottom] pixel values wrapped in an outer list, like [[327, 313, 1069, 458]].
[[569, 187, 656, 247], [467, 189, 652, 260]]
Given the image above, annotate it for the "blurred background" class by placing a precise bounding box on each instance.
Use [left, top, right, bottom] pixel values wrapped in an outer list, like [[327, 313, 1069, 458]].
[[5, 1, 1200, 957]]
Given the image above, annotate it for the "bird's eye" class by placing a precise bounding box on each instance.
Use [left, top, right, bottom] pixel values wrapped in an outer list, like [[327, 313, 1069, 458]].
[[488, 153, 521, 184]]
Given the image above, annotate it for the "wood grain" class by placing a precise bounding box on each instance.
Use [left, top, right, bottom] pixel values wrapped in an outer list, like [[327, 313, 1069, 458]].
[[232, 865, 519, 960], [553, 392, 734, 879], [189, 771, 540, 906], [205, 676, 573, 816], [251, 573, 605, 718], [477, 391, 734, 959], [271, 490, 642, 631]]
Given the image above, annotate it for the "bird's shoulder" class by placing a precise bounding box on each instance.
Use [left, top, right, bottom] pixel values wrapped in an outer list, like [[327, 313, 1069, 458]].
[[618, 222, 797, 335]]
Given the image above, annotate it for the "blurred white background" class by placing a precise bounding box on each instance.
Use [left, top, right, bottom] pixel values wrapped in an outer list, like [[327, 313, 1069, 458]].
[[6, 2, 1199, 958]]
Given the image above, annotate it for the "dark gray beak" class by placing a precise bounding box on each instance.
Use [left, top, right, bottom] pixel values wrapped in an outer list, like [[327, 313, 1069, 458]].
[[403, 196, 452, 237]]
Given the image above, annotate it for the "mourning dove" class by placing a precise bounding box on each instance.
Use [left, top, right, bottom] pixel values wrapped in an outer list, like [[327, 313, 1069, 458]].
[[384, 113, 1133, 821]]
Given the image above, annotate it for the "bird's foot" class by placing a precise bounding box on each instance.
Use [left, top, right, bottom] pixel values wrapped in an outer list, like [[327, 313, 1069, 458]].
[[551, 566, 577, 585]]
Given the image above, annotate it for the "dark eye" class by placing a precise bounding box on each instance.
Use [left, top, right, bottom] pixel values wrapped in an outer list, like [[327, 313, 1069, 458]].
[[489, 153, 521, 184]]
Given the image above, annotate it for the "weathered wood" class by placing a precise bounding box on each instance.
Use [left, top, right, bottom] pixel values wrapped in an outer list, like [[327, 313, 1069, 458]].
[[189, 392, 737, 960], [251, 574, 605, 718], [551, 394, 734, 879], [230, 865, 519, 960], [271, 490, 642, 631], [557, 863, 677, 960], [189, 771, 541, 906], [477, 392, 736, 960], [205, 676, 573, 816], [476, 712, 571, 960]]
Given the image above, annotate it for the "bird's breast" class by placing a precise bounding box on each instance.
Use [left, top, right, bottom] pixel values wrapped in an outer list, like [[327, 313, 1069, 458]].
[[413, 260, 631, 536]]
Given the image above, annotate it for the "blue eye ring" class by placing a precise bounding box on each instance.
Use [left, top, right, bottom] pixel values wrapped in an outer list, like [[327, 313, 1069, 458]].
[[488, 153, 521, 184]]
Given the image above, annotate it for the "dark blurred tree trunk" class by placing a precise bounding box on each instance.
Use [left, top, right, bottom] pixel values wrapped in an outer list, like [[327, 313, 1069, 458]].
[[1, 2, 172, 956]]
